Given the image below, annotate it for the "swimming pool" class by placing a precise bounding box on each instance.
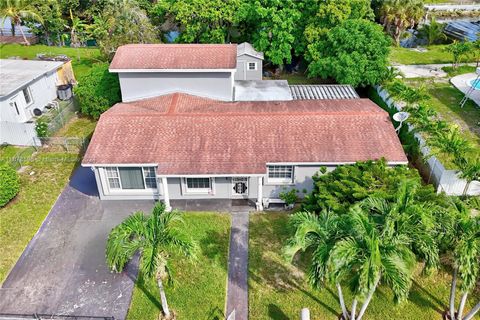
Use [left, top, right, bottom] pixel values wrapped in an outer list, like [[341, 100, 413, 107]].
[[468, 78, 480, 90]]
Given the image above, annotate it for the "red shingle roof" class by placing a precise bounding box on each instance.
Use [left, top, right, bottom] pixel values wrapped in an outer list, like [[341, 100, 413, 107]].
[[109, 44, 237, 70], [83, 93, 408, 174]]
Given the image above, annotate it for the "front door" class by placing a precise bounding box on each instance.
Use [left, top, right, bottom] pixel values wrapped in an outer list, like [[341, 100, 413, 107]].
[[232, 177, 248, 197]]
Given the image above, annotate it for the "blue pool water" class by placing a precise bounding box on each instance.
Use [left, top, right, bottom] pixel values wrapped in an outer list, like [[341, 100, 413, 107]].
[[469, 78, 480, 90]]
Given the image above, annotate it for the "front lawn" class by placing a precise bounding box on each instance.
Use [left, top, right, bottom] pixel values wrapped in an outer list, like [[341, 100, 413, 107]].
[[390, 45, 475, 65], [249, 212, 479, 320], [0, 151, 78, 282], [0, 44, 103, 78], [127, 212, 231, 320]]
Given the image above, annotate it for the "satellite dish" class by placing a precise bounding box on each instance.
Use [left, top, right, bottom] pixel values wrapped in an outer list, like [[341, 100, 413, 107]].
[[393, 111, 409, 133]]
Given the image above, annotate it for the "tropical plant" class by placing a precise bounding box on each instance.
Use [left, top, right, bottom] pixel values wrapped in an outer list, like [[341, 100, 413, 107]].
[[445, 41, 473, 69], [417, 17, 447, 45], [0, 0, 43, 45], [429, 125, 472, 160], [457, 156, 480, 197], [286, 202, 418, 320], [0, 163, 20, 207], [35, 119, 48, 138], [302, 159, 420, 214], [25, 0, 65, 46], [380, 0, 425, 45], [445, 203, 480, 320], [66, 9, 88, 49], [106, 203, 196, 319]]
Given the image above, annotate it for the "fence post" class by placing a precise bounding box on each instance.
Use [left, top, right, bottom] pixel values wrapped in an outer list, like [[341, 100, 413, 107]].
[[300, 308, 310, 320]]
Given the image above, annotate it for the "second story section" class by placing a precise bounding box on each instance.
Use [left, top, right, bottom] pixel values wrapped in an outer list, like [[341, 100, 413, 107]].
[[109, 44, 237, 102]]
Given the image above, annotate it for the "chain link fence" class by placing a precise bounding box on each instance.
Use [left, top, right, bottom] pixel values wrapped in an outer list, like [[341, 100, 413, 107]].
[[39, 99, 79, 136]]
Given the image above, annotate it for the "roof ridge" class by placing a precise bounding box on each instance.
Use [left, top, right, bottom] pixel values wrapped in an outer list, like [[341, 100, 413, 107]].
[[106, 111, 388, 118]]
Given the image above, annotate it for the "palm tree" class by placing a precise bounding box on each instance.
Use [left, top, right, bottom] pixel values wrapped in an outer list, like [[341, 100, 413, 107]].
[[445, 203, 480, 320], [429, 125, 472, 160], [0, 0, 43, 45], [380, 0, 425, 45], [418, 17, 447, 45], [284, 210, 350, 319], [445, 41, 473, 69], [457, 156, 480, 197], [106, 203, 196, 319]]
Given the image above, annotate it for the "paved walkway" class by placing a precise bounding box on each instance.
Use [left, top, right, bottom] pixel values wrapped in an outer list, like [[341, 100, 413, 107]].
[[393, 63, 476, 78], [0, 167, 154, 319], [226, 211, 250, 320]]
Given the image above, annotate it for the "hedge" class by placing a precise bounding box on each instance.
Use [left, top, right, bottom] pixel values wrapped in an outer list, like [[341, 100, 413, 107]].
[[0, 164, 20, 207]]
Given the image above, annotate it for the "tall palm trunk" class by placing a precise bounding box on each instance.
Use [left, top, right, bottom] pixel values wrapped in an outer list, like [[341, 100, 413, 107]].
[[463, 300, 480, 320], [457, 292, 468, 320], [450, 267, 458, 320], [351, 299, 358, 320], [357, 276, 381, 320], [16, 22, 30, 46], [157, 277, 171, 319], [337, 283, 349, 320]]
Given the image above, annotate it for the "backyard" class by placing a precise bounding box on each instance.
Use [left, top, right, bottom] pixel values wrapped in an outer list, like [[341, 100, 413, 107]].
[[0, 117, 95, 283], [390, 45, 476, 65], [0, 44, 103, 78], [249, 212, 480, 320]]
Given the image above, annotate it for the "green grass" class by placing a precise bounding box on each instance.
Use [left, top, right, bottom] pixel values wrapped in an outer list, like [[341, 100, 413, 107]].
[[249, 212, 480, 320], [0, 44, 103, 78], [54, 117, 97, 138], [404, 79, 480, 168], [442, 65, 477, 77], [0, 151, 78, 283], [127, 212, 231, 320], [0, 145, 20, 162], [390, 45, 475, 65]]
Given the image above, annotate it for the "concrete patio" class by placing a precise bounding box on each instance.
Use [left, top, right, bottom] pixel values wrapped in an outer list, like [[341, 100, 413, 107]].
[[451, 72, 480, 106]]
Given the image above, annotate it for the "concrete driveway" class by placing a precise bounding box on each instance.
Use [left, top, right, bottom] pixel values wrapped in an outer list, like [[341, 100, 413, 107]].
[[0, 167, 154, 319]]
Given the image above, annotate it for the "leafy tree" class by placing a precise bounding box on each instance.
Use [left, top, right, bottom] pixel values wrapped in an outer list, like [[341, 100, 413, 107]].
[[106, 203, 196, 319], [445, 41, 472, 69], [0, 0, 43, 45], [151, 0, 240, 44], [0, 163, 20, 207], [457, 156, 480, 197], [236, 0, 302, 66], [90, 0, 158, 60], [417, 17, 447, 45], [302, 159, 433, 215], [66, 8, 88, 48], [380, 0, 425, 45], [307, 19, 390, 87], [74, 63, 121, 119], [303, 0, 374, 57], [428, 125, 472, 161], [25, 0, 66, 46], [470, 38, 480, 68]]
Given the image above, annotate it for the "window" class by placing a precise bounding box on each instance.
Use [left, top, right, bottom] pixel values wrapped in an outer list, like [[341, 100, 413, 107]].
[[105, 167, 157, 190], [248, 62, 257, 70], [267, 165, 294, 184], [143, 167, 157, 189], [106, 167, 121, 189], [185, 177, 212, 193], [22, 88, 32, 105]]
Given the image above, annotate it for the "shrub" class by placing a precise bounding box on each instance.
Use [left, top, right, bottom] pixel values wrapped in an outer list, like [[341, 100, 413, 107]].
[[0, 164, 20, 207], [74, 63, 121, 119], [279, 188, 298, 206], [301, 159, 435, 214], [35, 119, 48, 138]]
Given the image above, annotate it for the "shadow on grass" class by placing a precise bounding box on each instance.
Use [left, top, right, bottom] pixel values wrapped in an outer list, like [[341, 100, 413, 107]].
[[410, 280, 445, 315], [199, 229, 229, 270], [268, 304, 290, 320]]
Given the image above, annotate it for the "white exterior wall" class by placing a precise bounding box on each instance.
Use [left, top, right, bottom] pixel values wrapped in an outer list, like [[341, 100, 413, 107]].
[[0, 71, 59, 123], [117, 71, 235, 102]]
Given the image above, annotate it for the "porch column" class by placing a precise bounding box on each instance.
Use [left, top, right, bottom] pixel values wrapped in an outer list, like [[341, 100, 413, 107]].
[[256, 176, 263, 211], [161, 177, 172, 212]]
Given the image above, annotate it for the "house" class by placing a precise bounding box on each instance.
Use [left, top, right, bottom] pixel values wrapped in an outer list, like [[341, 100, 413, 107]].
[[235, 42, 264, 81], [0, 59, 75, 146], [109, 44, 238, 102], [82, 93, 408, 210]]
